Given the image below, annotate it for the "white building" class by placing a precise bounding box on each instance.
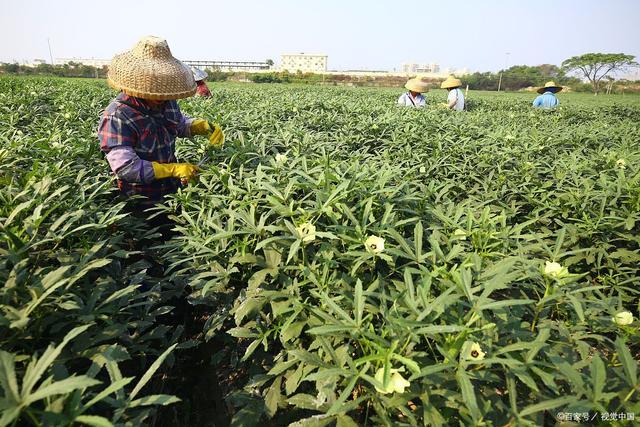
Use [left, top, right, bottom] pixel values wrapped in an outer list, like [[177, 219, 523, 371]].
[[402, 62, 440, 74], [54, 58, 111, 67], [280, 53, 328, 72]]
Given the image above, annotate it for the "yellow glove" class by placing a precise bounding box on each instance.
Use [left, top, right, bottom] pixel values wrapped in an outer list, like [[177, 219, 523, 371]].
[[190, 119, 211, 136], [208, 124, 224, 148], [152, 162, 199, 183]]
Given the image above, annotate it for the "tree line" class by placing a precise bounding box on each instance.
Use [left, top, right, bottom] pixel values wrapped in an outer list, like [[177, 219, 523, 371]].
[[0, 62, 107, 78], [2, 53, 637, 93]]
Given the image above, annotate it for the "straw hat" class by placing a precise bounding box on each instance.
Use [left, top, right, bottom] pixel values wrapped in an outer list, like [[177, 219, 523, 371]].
[[107, 36, 196, 100], [440, 75, 462, 89], [405, 78, 429, 93], [192, 66, 208, 81], [537, 81, 562, 94]]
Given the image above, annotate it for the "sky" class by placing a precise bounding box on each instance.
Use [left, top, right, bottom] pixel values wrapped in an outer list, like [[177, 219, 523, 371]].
[[1, 0, 639, 73]]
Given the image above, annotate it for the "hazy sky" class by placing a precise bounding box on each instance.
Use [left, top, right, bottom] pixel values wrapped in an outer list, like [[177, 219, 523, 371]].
[[1, 0, 639, 72]]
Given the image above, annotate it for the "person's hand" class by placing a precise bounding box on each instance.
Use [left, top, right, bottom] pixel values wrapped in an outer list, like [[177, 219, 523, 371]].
[[190, 119, 211, 136], [152, 162, 199, 184], [208, 124, 224, 148]]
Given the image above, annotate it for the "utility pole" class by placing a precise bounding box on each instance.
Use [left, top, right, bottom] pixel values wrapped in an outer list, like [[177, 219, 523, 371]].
[[497, 52, 510, 92], [47, 38, 54, 65]]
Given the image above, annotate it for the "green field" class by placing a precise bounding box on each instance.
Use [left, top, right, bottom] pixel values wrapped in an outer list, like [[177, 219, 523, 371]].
[[1, 76, 640, 426]]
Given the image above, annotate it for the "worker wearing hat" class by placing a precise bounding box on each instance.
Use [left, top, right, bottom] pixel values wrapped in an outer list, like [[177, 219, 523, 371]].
[[533, 81, 562, 109], [98, 36, 224, 213], [192, 66, 212, 97], [398, 78, 428, 107], [440, 76, 465, 111]]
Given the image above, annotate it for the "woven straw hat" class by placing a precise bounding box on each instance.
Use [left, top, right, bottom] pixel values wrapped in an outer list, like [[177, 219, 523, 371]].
[[107, 36, 196, 100], [192, 66, 208, 81], [537, 81, 562, 94], [440, 75, 462, 89], [405, 78, 429, 93]]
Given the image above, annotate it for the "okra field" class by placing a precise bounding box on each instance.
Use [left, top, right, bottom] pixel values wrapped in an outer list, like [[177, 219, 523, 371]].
[[1, 76, 640, 426]]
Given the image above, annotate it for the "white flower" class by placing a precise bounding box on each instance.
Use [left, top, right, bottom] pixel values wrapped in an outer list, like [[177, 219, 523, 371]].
[[365, 235, 385, 254], [462, 342, 486, 361], [544, 261, 569, 278], [612, 311, 634, 326], [295, 222, 316, 243], [374, 367, 411, 394], [616, 159, 626, 169], [453, 228, 467, 240], [419, 166, 426, 173], [275, 153, 287, 164]]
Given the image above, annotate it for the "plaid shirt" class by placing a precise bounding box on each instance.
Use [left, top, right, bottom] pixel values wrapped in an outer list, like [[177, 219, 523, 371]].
[[98, 93, 193, 201]]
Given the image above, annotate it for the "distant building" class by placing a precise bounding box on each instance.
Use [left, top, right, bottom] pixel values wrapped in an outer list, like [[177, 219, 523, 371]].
[[280, 53, 328, 72], [182, 60, 271, 71], [402, 62, 440, 74], [55, 58, 110, 67], [51, 58, 272, 72]]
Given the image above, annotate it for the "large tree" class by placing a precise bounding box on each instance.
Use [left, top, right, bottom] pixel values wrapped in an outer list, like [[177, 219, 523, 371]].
[[562, 53, 637, 94]]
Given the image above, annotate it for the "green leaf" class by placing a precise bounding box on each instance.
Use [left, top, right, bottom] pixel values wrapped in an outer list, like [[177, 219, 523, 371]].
[[264, 376, 282, 418], [415, 325, 465, 335], [74, 415, 113, 427], [129, 343, 177, 400], [82, 377, 134, 411], [0, 352, 19, 404], [456, 368, 480, 420], [22, 324, 91, 397], [519, 396, 575, 417], [336, 414, 359, 427], [26, 376, 100, 405], [590, 354, 605, 402], [615, 338, 637, 387], [129, 394, 181, 407], [354, 280, 363, 327]]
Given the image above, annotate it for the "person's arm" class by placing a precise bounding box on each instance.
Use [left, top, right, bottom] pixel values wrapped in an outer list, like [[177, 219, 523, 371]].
[[98, 114, 154, 183], [532, 96, 542, 107], [398, 93, 406, 106], [99, 113, 199, 183]]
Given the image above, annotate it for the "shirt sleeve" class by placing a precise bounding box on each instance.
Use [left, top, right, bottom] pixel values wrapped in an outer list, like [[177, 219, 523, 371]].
[[98, 113, 154, 183], [98, 113, 137, 151], [105, 146, 155, 183], [448, 90, 457, 103], [397, 94, 406, 106]]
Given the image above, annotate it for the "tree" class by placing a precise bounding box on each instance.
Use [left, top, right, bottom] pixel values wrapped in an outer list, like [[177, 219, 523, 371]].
[[265, 59, 274, 68], [562, 53, 638, 94]]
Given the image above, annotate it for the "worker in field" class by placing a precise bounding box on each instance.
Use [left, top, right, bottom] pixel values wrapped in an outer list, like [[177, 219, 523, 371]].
[[398, 78, 428, 107], [97, 36, 224, 235], [440, 75, 465, 111], [192, 66, 212, 97], [532, 81, 562, 109]]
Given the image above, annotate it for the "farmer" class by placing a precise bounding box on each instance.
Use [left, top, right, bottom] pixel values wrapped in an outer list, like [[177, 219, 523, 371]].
[[97, 36, 224, 233], [533, 81, 562, 109], [440, 75, 465, 111], [398, 78, 428, 107], [192, 66, 212, 97]]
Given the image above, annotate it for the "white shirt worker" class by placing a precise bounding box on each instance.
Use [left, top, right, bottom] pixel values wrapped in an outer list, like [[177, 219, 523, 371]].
[[397, 92, 426, 108], [447, 88, 465, 111]]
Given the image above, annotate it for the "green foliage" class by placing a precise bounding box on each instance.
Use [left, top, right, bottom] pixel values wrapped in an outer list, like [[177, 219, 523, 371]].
[[466, 64, 580, 91], [171, 83, 640, 424], [0, 77, 183, 425], [1, 76, 640, 425], [562, 53, 638, 94]]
